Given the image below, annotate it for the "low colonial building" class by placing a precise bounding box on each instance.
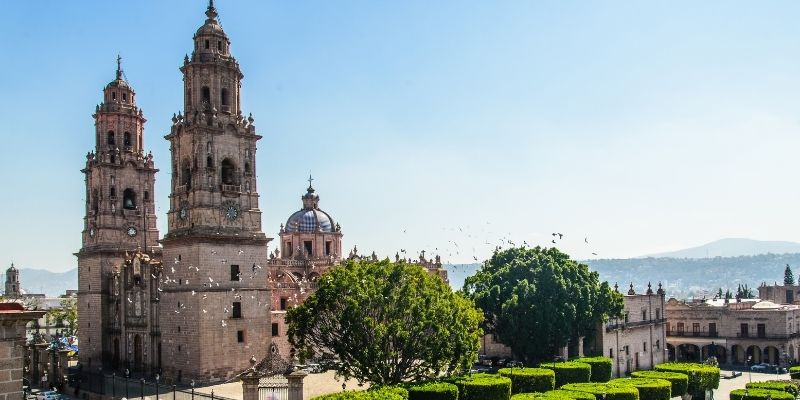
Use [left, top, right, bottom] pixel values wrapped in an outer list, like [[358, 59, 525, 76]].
[[665, 297, 800, 366]]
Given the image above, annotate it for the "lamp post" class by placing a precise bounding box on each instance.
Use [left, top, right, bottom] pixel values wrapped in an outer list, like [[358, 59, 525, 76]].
[[155, 374, 160, 400], [747, 356, 752, 383], [139, 378, 144, 400], [112, 373, 116, 400]]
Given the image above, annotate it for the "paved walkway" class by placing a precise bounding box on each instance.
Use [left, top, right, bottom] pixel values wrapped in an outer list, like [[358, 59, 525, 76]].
[[712, 369, 791, 400]]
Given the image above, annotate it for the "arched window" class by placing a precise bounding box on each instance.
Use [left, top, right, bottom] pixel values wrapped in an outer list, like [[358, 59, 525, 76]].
[[221, 88, 229, 106], [207, 141, 212, 154], [110, 187, 116, 198], [221, 158, 236, 185], [112, 92, 116, 100], [122, 92, 128, 102], [204, 40, 210, 49], [207, 156, 213, 168], [107, 131, 115, 146], [92, 190, 99, 213], [123, 132, 131, 147], [143, 191, 149, 202], [123, 189, 136, 210], [244, 162, 251, 174], [201, 87, 211, 105], [181, 160, 192, 189]]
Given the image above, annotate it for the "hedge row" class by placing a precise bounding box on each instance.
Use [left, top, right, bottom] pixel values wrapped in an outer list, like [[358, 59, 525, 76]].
[[630, 370, 688, 397], [511, 390, 595, 400], [542, 362, 592, 387], [311, 386, 408, 400], [561, 383, 639, 400], [498, 367, 556, 393], [450, 373, 512, 400], [789, 366, 800, 380], [745, 381, 800, 397], [609, 378, 671, 400], [572, 357, 613, 383], [407, 382, 459, 400], [653, 362, 720, 392], [730, 389, 794, 400]]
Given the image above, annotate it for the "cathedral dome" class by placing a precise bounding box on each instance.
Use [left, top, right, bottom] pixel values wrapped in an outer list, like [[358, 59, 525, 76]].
[[195, 2, 227, 37], [284, 183, 338, 233]]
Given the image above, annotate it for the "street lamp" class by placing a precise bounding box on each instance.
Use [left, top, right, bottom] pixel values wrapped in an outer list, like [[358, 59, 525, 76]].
[[155, 374, 160, 400], [747, 356, 752, 383]]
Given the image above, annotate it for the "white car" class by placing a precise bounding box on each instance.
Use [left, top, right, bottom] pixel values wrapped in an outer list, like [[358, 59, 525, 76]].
[[35, 391, 60, 400]]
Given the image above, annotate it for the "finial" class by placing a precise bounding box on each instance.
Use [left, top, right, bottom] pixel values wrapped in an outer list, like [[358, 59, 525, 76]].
[[614, 282, 619, 292], [307, 174, 314, 190], [206, 0, 218, 20], [627, 282, 635, 295], [116, 54, 123, 80]]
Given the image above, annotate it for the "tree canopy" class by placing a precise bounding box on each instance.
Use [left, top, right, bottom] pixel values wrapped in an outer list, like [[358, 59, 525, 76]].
[[286, 259, 483, 386], [785, 264, 795, 285], [462, 246, 623, 363], [47, 297, 77, 336]]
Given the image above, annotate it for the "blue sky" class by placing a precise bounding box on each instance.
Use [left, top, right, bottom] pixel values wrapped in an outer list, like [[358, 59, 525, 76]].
[[3, 1, 800, 272]]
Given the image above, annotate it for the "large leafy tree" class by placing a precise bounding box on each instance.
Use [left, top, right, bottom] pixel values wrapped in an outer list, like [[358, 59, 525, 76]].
[[462, 246, 623, 364], [47, 297, 78, 336], [287, 259, 483, 385]]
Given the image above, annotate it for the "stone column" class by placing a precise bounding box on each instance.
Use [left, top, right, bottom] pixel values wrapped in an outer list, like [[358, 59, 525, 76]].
[[240, 368, 260, 400], [57, 349, 71, 387], [285, 370, 307, 400], [577, 337, 585, 357]]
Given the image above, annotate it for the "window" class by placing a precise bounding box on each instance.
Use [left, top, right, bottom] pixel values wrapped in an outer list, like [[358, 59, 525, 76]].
[[107, 131, 115, 146], [207, 156, 213, 168], [656, 340, 660, 349], [230, 265, 240, 281], [740, 323, 749, 337], [286, 242, 292, 257], [143, 191, 149, 202], [112, 92, 116, 100], [122, 92, 128, 102], [677, 322, 684, 335], [643, 341, 647, 352], [304, 241, 313, 256], [182, 160, 192, 189], [709, 323, 717, 337], [244, 162, 250, 174], [202, 86, 211, 105], [692, 323, 700, 336], [110, 187, 116, 198], [642, 309, 647, 321], [122, 188, 137, 210], [609, 348, 614, 358], [205, 40, 209, 49], [624, 312, 629, 324], [325, 241, 332, 256], [221, 88, 229, 106], [655, 308, 661, 320], [124, 132, 131, 147], [271, 323, 279, 336], [221, 158, 235, 185], [217, 40, 222, 50], [280, 298, 287, 311], [232, 302, 242, 318], [757, 323, 766, 338], [237, 330, 244, 343]]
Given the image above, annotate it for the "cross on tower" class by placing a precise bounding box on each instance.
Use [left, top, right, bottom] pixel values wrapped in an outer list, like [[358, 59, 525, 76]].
[[307, 174, 314, 189]]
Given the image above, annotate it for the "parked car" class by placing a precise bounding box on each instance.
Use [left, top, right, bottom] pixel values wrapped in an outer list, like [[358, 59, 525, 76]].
[[35, 391, 60, 400], [750, 363, 773, 372]]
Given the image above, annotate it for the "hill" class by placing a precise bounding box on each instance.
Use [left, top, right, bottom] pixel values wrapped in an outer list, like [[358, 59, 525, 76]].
[[10, 267, 77, 297], [643, 238, 800, 258]]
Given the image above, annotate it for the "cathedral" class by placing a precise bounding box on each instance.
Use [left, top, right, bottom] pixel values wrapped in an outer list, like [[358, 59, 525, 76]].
[[76, 1, 446, 384]]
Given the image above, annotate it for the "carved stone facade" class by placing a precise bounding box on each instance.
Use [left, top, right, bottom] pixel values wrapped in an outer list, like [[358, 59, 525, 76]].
[[77, 57, 160, 373]]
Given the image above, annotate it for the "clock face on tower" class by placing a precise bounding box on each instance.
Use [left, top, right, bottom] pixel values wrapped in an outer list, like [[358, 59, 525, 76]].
[[226, 205, 239, 220], [127, 226, 138, 237]]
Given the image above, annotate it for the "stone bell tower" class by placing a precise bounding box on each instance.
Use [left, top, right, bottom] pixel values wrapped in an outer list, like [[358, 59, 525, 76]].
[[77, 58, 160, 370], [159, 1, 270, 382]]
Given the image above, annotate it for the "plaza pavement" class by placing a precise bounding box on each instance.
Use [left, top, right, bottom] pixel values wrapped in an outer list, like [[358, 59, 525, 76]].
[[707, 369, 790, 400]]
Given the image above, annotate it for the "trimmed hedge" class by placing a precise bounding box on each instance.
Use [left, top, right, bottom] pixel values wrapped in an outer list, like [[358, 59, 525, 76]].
[[730, 389, 794, 400], [499, 367, 556, 393], [561, 383, 639, 400], [609, 378, 671, 400], [630, 370, 688, 397], [746, 381, 800, 397], [654, 362, 720, 392], [407, 382, 459, 400], [511, 390, 595, 400], [572, 357, 613, 383], [450, 373, 512, 400], [311, 386, 407, 400], [790, 366, 800, 380], [542, 362, 592, 387]]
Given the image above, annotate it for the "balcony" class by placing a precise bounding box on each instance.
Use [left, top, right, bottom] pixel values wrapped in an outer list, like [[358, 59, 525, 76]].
[[221, 184, 241, 193], [666, 331, 718, 338], [606, 318, 666, 332]]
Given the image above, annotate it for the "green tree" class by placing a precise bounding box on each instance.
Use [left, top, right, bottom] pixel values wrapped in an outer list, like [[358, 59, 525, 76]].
[[716, 288, 723, 298], [462, 246, 623, 364], [736, 284, 755, 299], [785, 264, 795, 285], [287, 259, 483, 386], [47, 297, 77, 336]]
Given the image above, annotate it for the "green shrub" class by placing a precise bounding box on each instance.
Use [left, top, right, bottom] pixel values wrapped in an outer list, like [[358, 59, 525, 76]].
[[572, 357, 613, 383], [450, 373, 512, 400], [499, 367, 556, 393], [407, 382, 458, 400], [730, 389, 794, 400], [654, 362, 720, 393], [542, 362, 592, 387], [511, 390, 595, 400], [561, 383, 639, 400], [790, 366, 800, 380], [630, 370, 688, 397], [311, 386, 408, 400], [746, 381, 799, 397], [609, 378, 671, 400]]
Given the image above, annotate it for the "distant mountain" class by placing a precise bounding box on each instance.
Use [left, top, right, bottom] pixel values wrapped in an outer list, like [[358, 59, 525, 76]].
[[643, 238, 800, 258], [10, 268, 77, 297]]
